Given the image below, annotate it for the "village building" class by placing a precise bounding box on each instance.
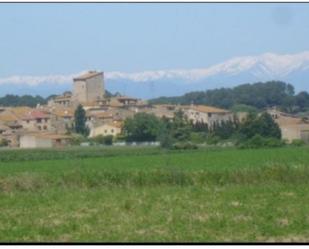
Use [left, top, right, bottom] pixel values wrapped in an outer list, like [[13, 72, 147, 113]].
[[182, 105, 234, 128], [21, 110, 51, 132], [88, 121, 122, 138], [49, 107, 75, 134], [48, 91, 72, 107], [144, 104, 176, 119], [19, 132, 71, 149], [72, 71, 105, 105], [268, 108, 309, 143]]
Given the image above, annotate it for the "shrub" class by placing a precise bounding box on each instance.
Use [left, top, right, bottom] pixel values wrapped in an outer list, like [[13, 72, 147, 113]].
[[290, 139, 305, 147], [190, 132, 207, 144], [206, 135, 221, 145], [173, 142, 198, 150], [238, 134, 285, 149], [158, 133, 174, 149], [70, 134, 87, 146], [0, 138, 9, 147], [92, 135, 113, 145]]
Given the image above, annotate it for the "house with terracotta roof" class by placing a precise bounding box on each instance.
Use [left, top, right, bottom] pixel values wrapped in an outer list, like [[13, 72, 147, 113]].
[[182, 105, 234, 128], [21, 110, 51, 132]]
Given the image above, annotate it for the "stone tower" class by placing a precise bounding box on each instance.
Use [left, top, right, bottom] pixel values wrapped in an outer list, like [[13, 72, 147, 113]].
[[72, 71, 105, 104]]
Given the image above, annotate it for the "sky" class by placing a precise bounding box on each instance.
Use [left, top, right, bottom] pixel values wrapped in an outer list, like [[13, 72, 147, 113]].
[[1, 3, 309, 77]]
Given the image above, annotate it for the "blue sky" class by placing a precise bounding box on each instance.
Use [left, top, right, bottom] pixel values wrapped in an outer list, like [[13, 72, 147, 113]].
[[1, 3, 309, 77]]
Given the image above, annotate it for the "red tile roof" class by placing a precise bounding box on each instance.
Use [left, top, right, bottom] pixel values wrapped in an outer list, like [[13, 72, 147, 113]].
[[22, 110, 50, 120]]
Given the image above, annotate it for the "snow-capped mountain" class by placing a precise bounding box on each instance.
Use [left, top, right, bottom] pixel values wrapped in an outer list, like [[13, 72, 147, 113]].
[[1, 51, 309, 99]]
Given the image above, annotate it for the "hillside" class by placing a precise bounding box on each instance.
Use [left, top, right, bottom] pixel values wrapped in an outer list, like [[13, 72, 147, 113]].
[[149, 81, 309, 113]]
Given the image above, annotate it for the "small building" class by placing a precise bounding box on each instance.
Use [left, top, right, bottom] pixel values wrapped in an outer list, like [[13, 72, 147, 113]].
[[144, 105, 176, 119], [268, 108, 309, 143], [89, 122, 122, 138], [19, 133, 71, 148], [21, 110, 51, 132], [48, 91, 72, 107], [48, 107, 75, 133]]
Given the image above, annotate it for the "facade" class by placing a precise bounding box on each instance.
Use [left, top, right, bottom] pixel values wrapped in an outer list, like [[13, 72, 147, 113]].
[[48, 107, 74, 133], [21, 110, 51, 132], [19, 133, 71, 148], [48, 91, 72, 107], [183, 105, 234, 128], [268, 108, 309, 143], [72, 71, 105, 104], [89, 122, 122, 138]]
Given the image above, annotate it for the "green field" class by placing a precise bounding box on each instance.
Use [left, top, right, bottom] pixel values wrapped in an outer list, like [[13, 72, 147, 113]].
[[0, 146, 309, 242]]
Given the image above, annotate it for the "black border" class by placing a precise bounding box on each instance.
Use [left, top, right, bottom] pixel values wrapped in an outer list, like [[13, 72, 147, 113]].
[[1, 0, 309, 245]]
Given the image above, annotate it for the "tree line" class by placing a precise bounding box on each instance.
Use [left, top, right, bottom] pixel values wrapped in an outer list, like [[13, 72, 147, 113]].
[[150, 81, 309, 114], [0, 90, 116, 108], [0, 95, 47, 107]]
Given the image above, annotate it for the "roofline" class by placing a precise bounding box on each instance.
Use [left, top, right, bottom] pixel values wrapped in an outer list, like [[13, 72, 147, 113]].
[[73, 71, 103, 81]]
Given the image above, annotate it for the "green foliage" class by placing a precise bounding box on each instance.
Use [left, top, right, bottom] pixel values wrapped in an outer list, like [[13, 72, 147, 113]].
[[0, 138, 9, 147], [92, 135, 113, 146], [69, 134, 87, 146], [150, 81, 309, 113], [290, 139, 305, 147], [231, 104, 258, 113], [123, 113, 163, 142], [210, 120, 239, 140], [205, 134, 221, 145], [0, 94, 47, 107], [189, 132, 207, 144], [238, 134, 285, 149], [158, 131, 174, 149], [238, 112, 281, 140], [172, 142, 198, 150], [170, 110, 192, 142], [74, 104, 89, 136]]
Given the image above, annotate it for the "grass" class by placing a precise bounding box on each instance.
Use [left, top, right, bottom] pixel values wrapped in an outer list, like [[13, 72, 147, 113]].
[[0, 146, 309, 242]]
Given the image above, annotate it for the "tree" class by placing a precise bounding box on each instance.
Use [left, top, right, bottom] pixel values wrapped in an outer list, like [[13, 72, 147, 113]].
[[93, 135, 113, 145], [74, 104, 89, 136], [170, 110, 191, 142], [239, 112, 281, 140], [211, 120, 238, 140], [123, 113, 163, 142], [0, 139, 9, 147]]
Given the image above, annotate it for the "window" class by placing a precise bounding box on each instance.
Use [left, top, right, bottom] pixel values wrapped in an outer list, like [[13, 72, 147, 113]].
[[37, 119, 42, 123], [111, 129, 114, 133], [208, 113, 212, 118], [43, 125, 47, 130]]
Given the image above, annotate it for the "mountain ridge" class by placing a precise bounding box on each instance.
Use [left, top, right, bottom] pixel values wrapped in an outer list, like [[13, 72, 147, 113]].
[[1, 51, 309, 98]]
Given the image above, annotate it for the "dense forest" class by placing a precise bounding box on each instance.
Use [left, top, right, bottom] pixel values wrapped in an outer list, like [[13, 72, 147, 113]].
[[150, 81, 309, 113]]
